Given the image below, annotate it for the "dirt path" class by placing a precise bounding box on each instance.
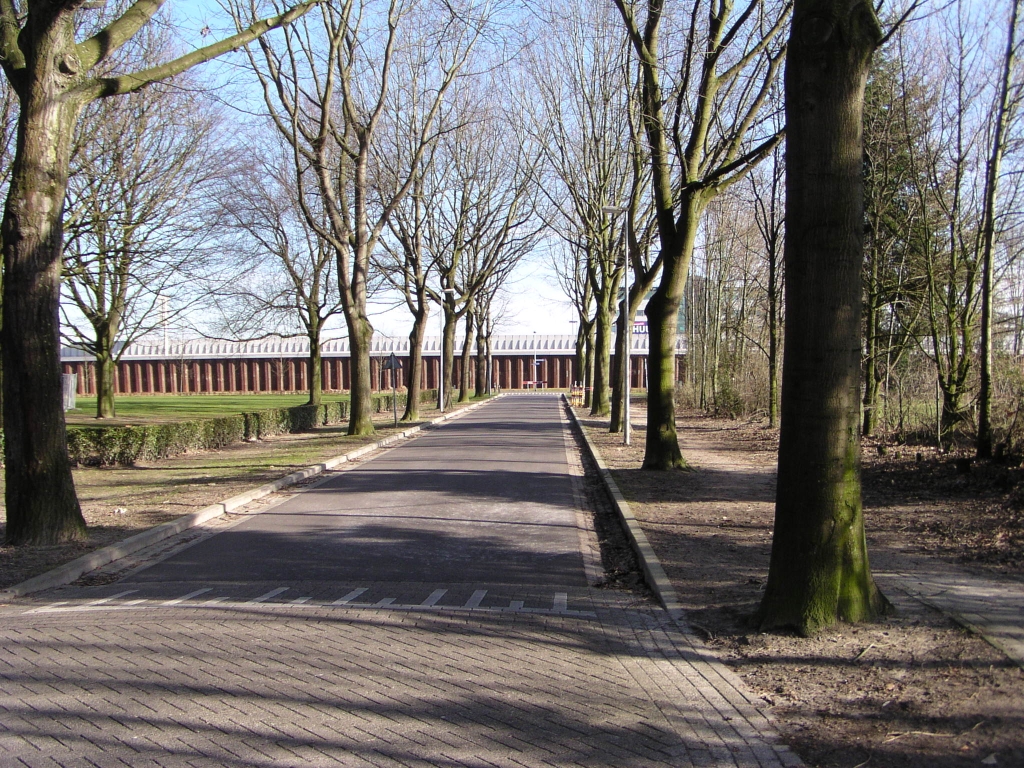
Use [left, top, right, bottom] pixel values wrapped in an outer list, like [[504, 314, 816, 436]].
[[582, 409, 1024, 768]]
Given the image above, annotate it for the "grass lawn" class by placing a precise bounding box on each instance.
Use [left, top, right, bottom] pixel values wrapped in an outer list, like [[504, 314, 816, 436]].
[[66, 393, 352, 425]]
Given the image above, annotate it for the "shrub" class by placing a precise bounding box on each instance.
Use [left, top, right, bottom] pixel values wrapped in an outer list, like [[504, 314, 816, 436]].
[[64, 396, 395, 466]]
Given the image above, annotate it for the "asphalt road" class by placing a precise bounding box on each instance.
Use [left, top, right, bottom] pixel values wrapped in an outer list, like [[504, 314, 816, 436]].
[[127, 394, 587, 591], [0, 394, 800, 767]]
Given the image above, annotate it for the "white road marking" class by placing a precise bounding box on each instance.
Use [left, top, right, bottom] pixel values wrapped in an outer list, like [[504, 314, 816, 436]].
[[420, 589, 447, 607], [373, 598, 396, 607], [247, 587, 289, 604], [122, 599, 148, 607], [331, 588, 368, 605], [84, 590, 137, 606], [163, 588, 212, 605], [201, 596, 229, 605], [554, 593, 568, 612], [290, 597, 312, 605], [464, 590, 487, 609], [509, 600, 525, 611], [25, 601, 67, 614]]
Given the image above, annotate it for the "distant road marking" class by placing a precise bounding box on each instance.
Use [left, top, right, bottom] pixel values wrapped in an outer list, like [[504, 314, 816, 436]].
[[247, 588, 289, 604], [332, 588, 368, 605], [420, 589, 447, 607], [21, 587, 596, 618], [85, 590, 137, 606], [26, 601, 67, 614], [163, 588, 212, 605]]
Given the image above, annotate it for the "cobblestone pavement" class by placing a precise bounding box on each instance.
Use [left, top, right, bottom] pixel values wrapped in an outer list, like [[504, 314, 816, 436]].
[[0, 396, 800, 767]]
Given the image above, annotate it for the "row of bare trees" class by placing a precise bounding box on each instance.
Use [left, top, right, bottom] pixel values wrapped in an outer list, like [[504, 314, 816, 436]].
[[1, 0, 544, 545], [676, 0, 1024, 460]]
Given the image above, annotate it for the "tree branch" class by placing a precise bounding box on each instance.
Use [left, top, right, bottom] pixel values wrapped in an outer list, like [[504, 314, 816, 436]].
[[77, 0, 323, 101], [76, 0, 166, 72]]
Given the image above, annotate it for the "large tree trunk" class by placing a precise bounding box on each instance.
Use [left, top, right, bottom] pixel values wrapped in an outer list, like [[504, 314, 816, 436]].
[[403, 305, 427, 421], [95, 348, 117, 419], [590, 298, 613, 416], [458, 310, 473, 402], [757, 0, 888, 635], [345, 308, 375, 435], [442, 302, 456, 409], [307, 325, 322, 406], [2, 31, 86, 544], [940, 384, 967, 449], [583, 324, 595, 408], [475, 317, 487, 396], [642, 201, 701, 470], [642, 287, 684, 469]]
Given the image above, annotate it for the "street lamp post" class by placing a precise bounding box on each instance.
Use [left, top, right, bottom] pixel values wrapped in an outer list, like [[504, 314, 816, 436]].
[[439, 287, 456, 412], [602, 205, 631, 446]]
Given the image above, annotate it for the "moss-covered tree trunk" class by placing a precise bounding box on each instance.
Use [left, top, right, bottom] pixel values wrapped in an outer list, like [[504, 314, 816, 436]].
[[307, 321, 323, 407], [757, 0, 889, 635], [0, 0, 317, 546], [583, 325, 595, 408], [458, 309, 473, 402], [345, 308, 375, 435], [641, 201, 701, 470], [590, 297, 613, 416], [95, 347, 117, 419], [474, 314, 487, 396], [1, 16, 86, 543]]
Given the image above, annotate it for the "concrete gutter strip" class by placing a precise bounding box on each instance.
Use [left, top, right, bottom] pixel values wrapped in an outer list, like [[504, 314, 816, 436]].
[[0, 396, 499, 600], [563, 396, 684, 616]]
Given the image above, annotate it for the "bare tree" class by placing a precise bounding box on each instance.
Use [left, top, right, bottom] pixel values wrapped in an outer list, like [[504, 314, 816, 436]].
[[0, 0, 319, 545], [422, 101, 541, 406], [552, 240, 595, 402], [613, 0, 791, 469], [526, 1, 632, 417], [62, 30, 228, 419], [233, 0, 483, 435], [216, 140, 343, 406], [978, 0, 1023, 458], [375, 132, 441, 421], [748, 141, 784, 427], [756, 0, 889, 635]]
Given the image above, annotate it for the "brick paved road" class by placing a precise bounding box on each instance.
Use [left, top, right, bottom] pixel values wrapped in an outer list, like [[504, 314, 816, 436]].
[[0, 395, 800, 767]]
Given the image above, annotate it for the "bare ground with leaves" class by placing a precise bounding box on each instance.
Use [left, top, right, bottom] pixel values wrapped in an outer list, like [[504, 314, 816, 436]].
[[581, 408, 1024, 768]]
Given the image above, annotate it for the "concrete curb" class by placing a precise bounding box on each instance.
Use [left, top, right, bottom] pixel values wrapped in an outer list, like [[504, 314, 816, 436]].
[[562, 396, 684, 615], [0, 396, 500, 600]]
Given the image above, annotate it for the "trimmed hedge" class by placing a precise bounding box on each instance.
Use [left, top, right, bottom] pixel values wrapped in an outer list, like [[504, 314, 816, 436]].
[[65, 389, 438, 467]]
